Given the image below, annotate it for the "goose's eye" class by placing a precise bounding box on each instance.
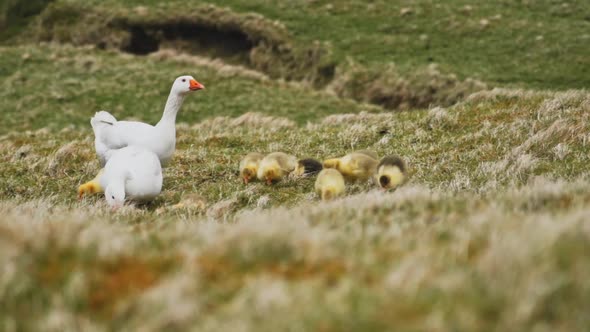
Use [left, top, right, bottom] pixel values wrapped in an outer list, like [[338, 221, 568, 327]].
[[182, 79, 186, 82], [111, 195, 115, 199]]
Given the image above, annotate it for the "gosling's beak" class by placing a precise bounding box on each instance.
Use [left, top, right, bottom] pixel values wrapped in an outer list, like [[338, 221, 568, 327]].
[[243, 177, 249, 184], [189, 79, 205, 91], [78, 189, 84, 200], [266, 178, 273, 185]]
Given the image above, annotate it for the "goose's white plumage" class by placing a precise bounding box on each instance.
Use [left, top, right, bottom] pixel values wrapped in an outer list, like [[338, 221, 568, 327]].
[[92, 75, 204, 166], [99, 146, 163, 208]]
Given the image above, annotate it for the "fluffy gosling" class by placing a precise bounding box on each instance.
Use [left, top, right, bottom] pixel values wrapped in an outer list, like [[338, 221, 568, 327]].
[[323, 151, 379, 181], [257, 152, 298, 184], [239, 152, 264, 184], [375, 155, 406, 190], [293, 158, 323, 177], [315, 168, 346, 201], [355, 149, 379, 160], [77, 169, 104, 199]]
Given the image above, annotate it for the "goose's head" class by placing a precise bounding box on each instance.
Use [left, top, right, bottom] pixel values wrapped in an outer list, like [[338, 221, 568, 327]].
[[172, 75, 205, 95], [105, 185, 125, 210]]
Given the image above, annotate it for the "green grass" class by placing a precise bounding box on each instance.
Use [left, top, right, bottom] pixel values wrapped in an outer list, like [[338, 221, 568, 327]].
[[0, 45, 375, 133], [2, 45, 589, 210], [11, 0, 590, 90]]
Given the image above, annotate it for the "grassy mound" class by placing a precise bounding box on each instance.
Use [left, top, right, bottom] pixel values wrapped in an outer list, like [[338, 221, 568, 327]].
[[0, 44, 373, 133], [1, 45, 588, 212], [25, 2, 336, 86], [329, 62, 487, 109], [10, 1, 488, 109]]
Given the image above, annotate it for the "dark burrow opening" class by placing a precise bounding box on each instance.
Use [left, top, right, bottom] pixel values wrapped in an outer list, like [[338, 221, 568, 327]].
[[120, 21, 255, 65]]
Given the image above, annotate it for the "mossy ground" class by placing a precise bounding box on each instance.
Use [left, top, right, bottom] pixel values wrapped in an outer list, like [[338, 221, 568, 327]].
[[1, 1, 590, 331]]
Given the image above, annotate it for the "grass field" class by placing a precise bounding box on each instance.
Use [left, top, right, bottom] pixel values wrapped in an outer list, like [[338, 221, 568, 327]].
[[1, 0, 590, 330]]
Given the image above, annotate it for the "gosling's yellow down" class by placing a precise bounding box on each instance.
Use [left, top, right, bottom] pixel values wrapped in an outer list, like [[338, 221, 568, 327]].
[[293, 158, 323, 177], [239, 152, 264, 184], [355, 149, 379, 160], [315, 169, 346, 201], [257, 152, 298, 184], [77, 169, 104, 199], [375, 155, 406, 190], [323, 151, 379, 181]]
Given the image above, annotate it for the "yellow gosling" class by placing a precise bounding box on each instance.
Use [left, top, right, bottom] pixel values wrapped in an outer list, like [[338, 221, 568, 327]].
[[239, 152, 264, 184], [375, 155, 406, 190], [323, 152, 378, 182], [77, 169, 104, 199], [315, 169, 346, 201], [257, 152, 298, 185], [355, 149, 379, 160]]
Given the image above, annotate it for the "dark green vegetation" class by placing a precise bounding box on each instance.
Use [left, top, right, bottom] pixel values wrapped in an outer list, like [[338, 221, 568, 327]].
[[1, 1, 590, 331], [0, 0, 53, 40]]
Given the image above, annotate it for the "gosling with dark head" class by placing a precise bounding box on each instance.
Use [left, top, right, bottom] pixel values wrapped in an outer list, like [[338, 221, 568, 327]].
[[375, 155, 406, 190], [293, 158, 323, 177], [240, 152, 264, 184], [315, 168, 346, 201]]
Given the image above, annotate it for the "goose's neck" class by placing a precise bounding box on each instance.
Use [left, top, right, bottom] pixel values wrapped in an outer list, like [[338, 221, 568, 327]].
[[157, 92, 185, 127]]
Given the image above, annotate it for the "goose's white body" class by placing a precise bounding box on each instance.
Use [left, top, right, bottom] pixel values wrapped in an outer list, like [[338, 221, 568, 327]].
[[92, 113, 176, 166], [99, 146, 163, 206], [91, 75, 204, 166]]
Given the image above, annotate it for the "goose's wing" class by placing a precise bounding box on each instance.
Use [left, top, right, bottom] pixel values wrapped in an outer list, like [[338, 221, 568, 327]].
[[91, 111, 119, 166], [91, 111, 156, 165]]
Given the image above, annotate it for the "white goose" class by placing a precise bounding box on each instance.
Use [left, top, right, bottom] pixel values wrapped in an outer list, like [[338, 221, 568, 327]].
[[91, 75, 205, 166], [100, 146, 163, 208]]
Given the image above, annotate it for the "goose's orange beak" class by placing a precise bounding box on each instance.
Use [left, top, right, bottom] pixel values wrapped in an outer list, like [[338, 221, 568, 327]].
[[189, 79, 205, 91]]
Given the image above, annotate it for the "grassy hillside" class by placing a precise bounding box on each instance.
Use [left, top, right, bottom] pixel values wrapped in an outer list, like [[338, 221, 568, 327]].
[[1, 0, 590, 330], [1, 84, 590, 328], [5, 0, 590, 90], [211, 0, 590, 89], [2, 44, 589, 209], [0, 44, 374, 133]]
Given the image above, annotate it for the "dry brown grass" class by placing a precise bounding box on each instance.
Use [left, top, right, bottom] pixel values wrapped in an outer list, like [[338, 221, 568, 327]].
[[1, 176, 590, 330]]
